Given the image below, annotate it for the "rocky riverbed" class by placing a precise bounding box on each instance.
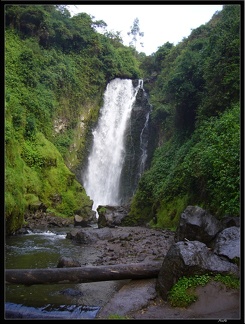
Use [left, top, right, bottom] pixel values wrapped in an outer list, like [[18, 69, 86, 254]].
[[21, 215, 241, 320], [67, 226, 175, 266], [66, 226, 240, 320]]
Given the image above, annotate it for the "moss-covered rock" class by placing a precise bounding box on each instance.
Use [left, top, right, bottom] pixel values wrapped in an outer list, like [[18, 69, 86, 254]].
[[5, 131, 93, 235]]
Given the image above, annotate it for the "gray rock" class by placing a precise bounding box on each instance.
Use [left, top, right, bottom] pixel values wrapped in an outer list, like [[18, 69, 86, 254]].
[[174, 205, 223, 244], [74, 214, 88, 227], [97, 279, 157, 318], [66, 227, 113, 244], [213, 226, 240, 261], [221, 216, 240, 228], [57, 256, 81, 268], [157, 240, 239, 300], [66, 228, 94, 244], [97, 205, 129, 228]]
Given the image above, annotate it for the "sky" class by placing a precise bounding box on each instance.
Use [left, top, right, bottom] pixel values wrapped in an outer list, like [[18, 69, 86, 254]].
[[67, 4, 223, 55]]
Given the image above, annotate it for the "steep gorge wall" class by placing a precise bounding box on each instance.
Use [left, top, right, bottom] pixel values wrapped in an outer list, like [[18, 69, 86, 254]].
[[119, 83, 156, 204], [63, 99, 103, 176]]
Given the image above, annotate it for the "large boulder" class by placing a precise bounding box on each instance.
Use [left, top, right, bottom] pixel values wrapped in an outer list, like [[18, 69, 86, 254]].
[[74, 214, 89, 227], [157, 206, 240, 300], [221, 216, 240, 228], [97, 205, 130, 228], [174, 205, 223, 245], [156, 240, 239, 300], [212, 226, 240, 262]]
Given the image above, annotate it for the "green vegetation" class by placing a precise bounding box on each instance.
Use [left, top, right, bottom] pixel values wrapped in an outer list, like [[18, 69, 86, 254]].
[[97, 206, 107, 214], [168, 273, 240, 308], [213, 273, 240, 289], [129, 4, 240, 228], [5, 4, 141, 235], [107, 314, 129, 319], [5, 4, 241, 234]]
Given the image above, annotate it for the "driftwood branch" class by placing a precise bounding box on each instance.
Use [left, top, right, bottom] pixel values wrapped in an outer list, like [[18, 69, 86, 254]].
[[5, 262, 162, 285]]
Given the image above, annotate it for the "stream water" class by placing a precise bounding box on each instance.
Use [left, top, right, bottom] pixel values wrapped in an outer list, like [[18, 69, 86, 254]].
[[5, 228, 124, 319]]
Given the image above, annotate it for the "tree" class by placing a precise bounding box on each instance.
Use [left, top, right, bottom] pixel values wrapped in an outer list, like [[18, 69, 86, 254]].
[[104, 30, 123, 47], [154, 42, 174, 71], [127, 18, 144, 54]]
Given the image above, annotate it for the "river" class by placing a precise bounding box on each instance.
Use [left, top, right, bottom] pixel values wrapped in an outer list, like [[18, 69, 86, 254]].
[[5, 227, 125, 319]]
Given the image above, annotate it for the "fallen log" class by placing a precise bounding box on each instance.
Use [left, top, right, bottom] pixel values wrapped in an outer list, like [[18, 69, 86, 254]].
[[5, 262, 162, 285]]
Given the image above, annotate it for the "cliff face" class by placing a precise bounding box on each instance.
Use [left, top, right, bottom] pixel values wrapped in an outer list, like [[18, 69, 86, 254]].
[[119, 85, 154, 205], [62, 99, 102, 176]]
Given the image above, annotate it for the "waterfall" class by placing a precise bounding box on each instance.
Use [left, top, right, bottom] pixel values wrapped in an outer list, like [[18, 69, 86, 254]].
[[139, 110, 150, 176], [82, 78, 142, 213]]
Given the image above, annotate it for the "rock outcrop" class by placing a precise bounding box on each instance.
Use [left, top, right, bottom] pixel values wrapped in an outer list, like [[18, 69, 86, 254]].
[[97, 205, 130, 228], [157, 205, 240, 300], [157, 240, 239, 300], [119, 83, 152, 204], [174, 205, 223, 244]]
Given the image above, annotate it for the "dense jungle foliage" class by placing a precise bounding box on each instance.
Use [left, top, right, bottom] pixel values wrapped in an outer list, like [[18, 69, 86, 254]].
[[129, 4, 241, 227], [5, 4, 141, 234], [5, 4, 241, 234]]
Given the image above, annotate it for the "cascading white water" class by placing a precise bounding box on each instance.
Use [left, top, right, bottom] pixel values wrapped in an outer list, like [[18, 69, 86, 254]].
[[82, 78, 141, 213]]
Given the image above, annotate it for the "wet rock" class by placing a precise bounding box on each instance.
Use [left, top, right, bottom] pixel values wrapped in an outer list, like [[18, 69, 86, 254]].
[[15, 227, 30, 235], [59, 288, 84, 297], [57, 256, 81, 268]]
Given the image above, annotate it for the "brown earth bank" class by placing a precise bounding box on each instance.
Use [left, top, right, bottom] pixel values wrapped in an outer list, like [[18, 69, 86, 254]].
[[21, 217, 242, 320], [97, 279, 241, 320]]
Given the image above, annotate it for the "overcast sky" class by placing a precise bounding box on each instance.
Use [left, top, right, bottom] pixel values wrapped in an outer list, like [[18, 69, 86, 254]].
[[67, 4, 223, 55]]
